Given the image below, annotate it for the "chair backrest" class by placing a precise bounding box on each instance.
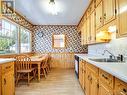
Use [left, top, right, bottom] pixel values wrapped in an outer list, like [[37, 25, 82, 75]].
[[15, 55, 32, 71], [42, 55, 49, 66]]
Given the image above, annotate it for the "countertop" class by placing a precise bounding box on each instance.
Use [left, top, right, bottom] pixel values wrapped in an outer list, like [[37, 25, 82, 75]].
[[0, 58, 15, 64], [75, 54, 127, 83]]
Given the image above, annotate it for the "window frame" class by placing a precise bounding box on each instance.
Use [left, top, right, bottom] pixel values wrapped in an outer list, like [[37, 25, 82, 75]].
[[52, 34, 66, 49], [19, 26, 32, 53], [0, 18, 32, 55]]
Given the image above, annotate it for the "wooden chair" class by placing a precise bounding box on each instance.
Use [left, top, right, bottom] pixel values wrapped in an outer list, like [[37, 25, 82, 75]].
[[40, 55, 49, 78], [15, 55, 36, 86]]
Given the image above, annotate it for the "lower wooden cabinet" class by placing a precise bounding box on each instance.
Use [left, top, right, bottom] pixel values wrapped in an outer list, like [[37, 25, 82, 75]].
[[115, 78, 127, 95], [78, 60, 127, 95], [98, 82, 113, 95], [0, 62, 15, 95], [86, 64, 99, 95], [79, 59, 86, 91]]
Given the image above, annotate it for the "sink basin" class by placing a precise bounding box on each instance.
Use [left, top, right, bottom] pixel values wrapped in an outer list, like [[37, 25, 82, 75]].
[[89, 58, 119, 62]]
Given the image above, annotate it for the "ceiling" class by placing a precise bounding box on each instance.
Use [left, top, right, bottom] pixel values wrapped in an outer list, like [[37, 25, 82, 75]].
[[15, 0, 89, 25]]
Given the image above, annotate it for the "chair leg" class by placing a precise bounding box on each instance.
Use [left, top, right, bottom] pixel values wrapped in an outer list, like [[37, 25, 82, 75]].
[[33, 69, 37, 79], [28, 73, 30, 86], [43, 68, 46, 78], [16, 73, 20, 86]]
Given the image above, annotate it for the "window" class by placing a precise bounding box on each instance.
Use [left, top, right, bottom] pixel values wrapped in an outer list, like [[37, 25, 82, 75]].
[[52, 34, 66, 48], [0, 19, 18, 54], [20, 28, 31, 53], [0, 19, 32, 55]]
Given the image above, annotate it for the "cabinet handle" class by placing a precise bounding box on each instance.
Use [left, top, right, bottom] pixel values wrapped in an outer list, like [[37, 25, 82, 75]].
[[104, 13, 106, 19], [6, 66, 11, 69], [102, 74, 108, 80], [4, 78, 6, 85], [120, 89, 127, 95], [100, 17, 102, 22]]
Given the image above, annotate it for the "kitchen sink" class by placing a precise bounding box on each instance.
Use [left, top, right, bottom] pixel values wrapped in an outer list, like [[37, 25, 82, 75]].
[[89, 58, 120, 62]]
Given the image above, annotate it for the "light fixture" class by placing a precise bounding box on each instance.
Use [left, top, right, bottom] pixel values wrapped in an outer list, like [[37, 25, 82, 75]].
[[48, 0, 58, 15], [49, 0, 55, 5]]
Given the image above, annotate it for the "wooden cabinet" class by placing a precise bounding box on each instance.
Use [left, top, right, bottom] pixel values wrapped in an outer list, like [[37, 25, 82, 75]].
[[86, 63, 99, 95], [103, 0, 116, 24], [0, 62, 15, 95], [87, 16, 91, 44], [79, 59, 86, 91], [115, 78, 127, 95], [117, 0, 127, 37], [99, 81, 113, 95], [90, 11, 96, 44], [96, 1, 103, 29], [99, 69, 114, 95], [78, 58, 127, 95]]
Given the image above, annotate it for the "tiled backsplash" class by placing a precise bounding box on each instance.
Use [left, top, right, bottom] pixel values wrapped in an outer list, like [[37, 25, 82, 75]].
[[88, 33, 127, 57], [32, 25, 87, 53]]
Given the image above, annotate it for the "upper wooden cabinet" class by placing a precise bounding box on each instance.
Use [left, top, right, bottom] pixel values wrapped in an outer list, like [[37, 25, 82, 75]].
[[117, 0, 127, 37], [96, 1, 103, 30], [90, 11, 96, 44], [103, 0, 116, 24]]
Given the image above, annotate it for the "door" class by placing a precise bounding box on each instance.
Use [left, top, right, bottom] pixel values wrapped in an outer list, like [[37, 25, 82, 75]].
[[103, 0, 116, 24], [90, 73, 99, 95], [90, 11, 96, 44], [82, 20, 87, 45], [117, 0, 127, 37], [96, 1, 103, 30], [87, 16, 91, 44], [86, 67, 91, 95], [2, 71, 14, 95], [99, 82, 113, 95]]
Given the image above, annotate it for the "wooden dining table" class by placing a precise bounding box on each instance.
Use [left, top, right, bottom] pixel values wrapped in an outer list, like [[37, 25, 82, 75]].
[[30, 55, 47, 82]]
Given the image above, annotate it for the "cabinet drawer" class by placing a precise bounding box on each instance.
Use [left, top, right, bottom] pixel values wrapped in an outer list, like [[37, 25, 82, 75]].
[[99, 69, 114, 88], [115, 78, 127, 95], [2, 62, 14, 74], [87, 63, 99, 75]]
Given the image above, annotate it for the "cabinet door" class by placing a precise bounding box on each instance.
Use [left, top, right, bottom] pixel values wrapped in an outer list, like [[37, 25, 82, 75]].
[[117, 0, 127, 37], [103, 0, 116, 24], [115, 78, 127, 95], [90, 11, 96, 44], [81, 26, 84, 45], [99, 82, 113, 95], [2, 71, 14, 95], [83, 21, 87, 45], [86, 68, 91, 95], [90, 73, 99, 95], [96, 1, 103, 30], [87, 16, 91, 44], [79, 60, 83, 86]]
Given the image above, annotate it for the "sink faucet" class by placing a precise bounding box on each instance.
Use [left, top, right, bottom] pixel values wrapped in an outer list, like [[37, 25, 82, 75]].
[[102, 50, 116, 59]]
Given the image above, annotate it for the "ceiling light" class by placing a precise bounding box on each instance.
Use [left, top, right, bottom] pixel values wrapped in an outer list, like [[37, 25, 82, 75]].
[[49, 0, 55, 5], [49, 0, 58, 15]]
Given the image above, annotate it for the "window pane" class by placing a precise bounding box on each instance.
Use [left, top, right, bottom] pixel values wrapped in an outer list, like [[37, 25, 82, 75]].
[[20, 28, 31, 53], [0, 19, 18, 54]]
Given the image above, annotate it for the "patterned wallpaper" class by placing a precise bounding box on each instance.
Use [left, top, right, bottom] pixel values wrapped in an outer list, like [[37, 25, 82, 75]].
[[32, 25, 87, 53]]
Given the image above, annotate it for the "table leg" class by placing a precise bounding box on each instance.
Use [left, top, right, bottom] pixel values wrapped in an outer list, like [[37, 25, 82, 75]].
[[38, 63, 40, 82]]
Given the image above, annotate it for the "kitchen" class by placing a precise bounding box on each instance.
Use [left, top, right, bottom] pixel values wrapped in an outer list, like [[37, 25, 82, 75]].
[[0, 0, 127, 95]]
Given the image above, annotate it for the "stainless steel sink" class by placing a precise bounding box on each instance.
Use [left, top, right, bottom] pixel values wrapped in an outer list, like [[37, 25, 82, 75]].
[[89, 58, 119, 62]]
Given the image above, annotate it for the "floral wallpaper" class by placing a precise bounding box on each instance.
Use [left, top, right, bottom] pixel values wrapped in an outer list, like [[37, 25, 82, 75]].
[[32, 25, 87, 53]]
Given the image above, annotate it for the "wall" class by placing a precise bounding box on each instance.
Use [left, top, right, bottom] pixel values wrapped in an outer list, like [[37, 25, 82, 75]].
[[32, 25, 87, 68], [88, 33, 127, 57], [32, 25, 87, 53]]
